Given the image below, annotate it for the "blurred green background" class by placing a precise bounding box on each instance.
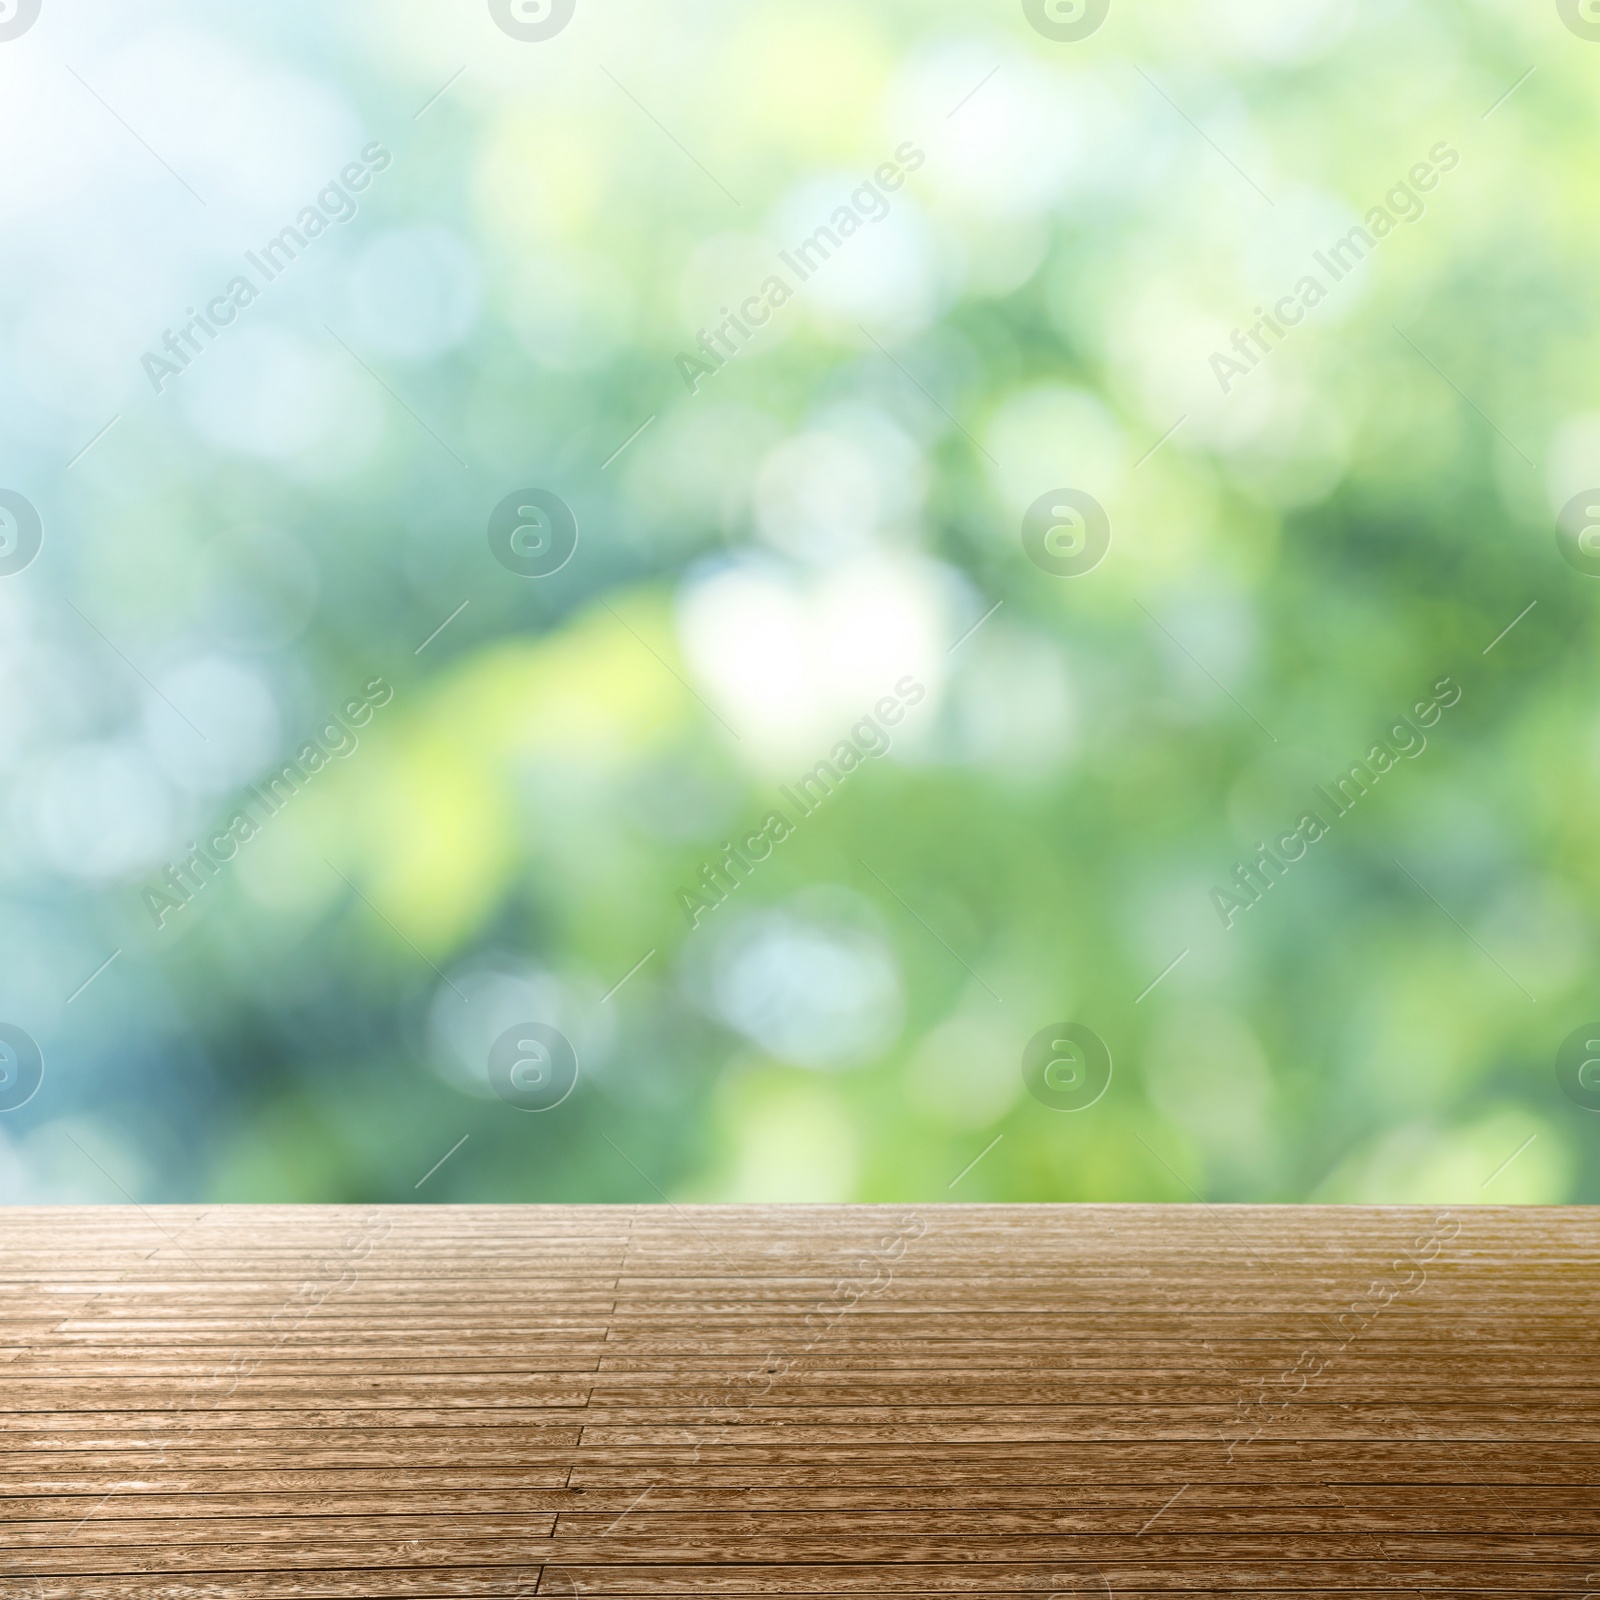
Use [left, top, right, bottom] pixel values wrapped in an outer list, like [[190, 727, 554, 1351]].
[[2, 0, 1599, 1205]]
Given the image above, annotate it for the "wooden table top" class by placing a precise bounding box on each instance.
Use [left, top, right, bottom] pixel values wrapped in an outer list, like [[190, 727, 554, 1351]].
[[0, 1203, 1595, 1597]]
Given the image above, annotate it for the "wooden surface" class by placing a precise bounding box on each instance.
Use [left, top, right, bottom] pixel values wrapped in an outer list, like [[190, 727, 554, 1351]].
[[0, 1204, 1596, 1597]]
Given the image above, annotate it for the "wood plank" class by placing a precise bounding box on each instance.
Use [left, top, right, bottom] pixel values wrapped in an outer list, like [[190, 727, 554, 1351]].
[[2, 1205, 1596, 1595]]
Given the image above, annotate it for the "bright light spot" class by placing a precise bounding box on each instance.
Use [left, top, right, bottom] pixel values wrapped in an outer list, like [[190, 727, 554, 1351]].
[[24, 743, 174, 878], [720, 1074, 861, 1202], [985, 384, 1127, 520], [348, 228, 482, 361], [143, 655, 280, 795], [905, 1010, 1022, 1129], [183, 327, 377, 461], [771, 175, 942, 334], [754, 410, 924, 564], [711, 892, 903, 1069], [676, 552, 952, 765]]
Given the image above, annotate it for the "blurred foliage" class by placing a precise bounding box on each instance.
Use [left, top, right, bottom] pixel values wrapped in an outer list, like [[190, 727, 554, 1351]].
[[2, 0, 1599, 1206]]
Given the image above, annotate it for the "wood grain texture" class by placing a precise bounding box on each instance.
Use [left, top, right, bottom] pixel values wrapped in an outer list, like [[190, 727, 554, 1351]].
[[1, 1204, 1597, 1596]]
